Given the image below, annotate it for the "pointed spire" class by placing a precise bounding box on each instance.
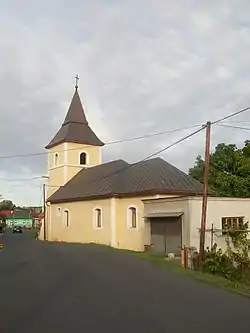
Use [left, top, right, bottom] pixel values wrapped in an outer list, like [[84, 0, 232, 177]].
[[45, 78, 104, 149], [62, 88, 88, 125]]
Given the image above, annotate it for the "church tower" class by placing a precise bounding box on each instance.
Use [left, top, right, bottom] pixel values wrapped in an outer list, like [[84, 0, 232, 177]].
[[45, 78, 104, 198]]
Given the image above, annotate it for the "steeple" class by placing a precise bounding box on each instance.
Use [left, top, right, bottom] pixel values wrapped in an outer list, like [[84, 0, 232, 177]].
[[45, 79, 104, 149]]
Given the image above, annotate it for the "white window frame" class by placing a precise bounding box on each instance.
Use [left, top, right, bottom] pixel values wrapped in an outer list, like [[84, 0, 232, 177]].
[[126, 205, 138, 229], [54, 152, 59, 166], [63, 209, 70, 227], [79, 151, 88, 165], [56, 207, 61, 217], [93, 207, 103, 229]]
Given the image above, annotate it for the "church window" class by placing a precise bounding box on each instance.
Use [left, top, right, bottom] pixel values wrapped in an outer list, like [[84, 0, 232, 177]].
[[63, 209, 70, 227], [127, 206, 137, 228], [80, 152, 87, 165], [94, 208, 102, 228], [54, 153, 59, 166]]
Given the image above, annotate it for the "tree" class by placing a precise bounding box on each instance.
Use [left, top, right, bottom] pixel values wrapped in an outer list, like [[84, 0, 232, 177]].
[[0, 200, 14, 211], [189, 141, 250, 196]]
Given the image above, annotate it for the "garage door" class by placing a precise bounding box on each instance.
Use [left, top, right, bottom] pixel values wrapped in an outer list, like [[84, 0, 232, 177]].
[[150, 217, 182, 255]]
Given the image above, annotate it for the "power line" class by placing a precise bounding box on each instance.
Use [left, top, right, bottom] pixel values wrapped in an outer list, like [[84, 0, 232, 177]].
[[2, 126, 206, 189], [7, 184, 42, 187], [51, 125, 206, 190], [0, 124, 202, 160], [0, 125, 205, 183], [215, 124, 250, 131], [138, 125, 206, 162], [212, 106, 250, 124], [3, 106, 250, 181], [0, 176, 43, 181], [222, 120, 250, 124], [2, 105, 250, 161]]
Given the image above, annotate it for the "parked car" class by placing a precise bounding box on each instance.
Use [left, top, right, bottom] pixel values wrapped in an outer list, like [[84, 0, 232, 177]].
[[13, 226, 22, 233]]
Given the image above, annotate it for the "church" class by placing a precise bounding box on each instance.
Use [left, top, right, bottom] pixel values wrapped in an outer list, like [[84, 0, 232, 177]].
[[43, 81, 204, 253]]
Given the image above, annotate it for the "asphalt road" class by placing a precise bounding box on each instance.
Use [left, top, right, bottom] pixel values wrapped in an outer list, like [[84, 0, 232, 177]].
[[0, 231, 249, 333]]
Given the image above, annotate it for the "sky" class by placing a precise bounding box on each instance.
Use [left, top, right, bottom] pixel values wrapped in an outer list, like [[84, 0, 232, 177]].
[[0, 0, 250, 206]]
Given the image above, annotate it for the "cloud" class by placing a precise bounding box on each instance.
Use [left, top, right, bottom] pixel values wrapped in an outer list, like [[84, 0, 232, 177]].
[[1, 0, 250, 205]]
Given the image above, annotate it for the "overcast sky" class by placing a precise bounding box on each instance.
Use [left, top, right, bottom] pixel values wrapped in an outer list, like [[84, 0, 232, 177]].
[[0, 0, 250, 206]]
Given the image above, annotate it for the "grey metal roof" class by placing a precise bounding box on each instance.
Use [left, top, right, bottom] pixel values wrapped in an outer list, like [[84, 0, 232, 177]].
[[48, 157, 204, 203], [45, 89, 104, 149]]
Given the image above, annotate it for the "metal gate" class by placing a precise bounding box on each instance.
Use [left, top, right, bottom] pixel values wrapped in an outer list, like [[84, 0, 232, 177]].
[[150, 217, 182, 255]]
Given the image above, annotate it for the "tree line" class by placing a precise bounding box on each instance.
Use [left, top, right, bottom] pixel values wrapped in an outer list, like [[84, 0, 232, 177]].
[[189, 140, 250, 197]]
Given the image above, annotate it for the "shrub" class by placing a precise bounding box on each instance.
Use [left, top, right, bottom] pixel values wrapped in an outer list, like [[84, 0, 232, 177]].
[[192, 222, 250, 285]]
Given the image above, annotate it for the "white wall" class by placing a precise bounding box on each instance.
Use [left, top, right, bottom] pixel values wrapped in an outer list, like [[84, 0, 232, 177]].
[[189, 197, 250, 251], [143, 197, 191, 248], [143, 196, 250, 253]]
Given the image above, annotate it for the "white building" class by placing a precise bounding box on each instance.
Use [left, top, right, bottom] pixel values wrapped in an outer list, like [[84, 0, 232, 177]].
[[143, 196, 250, 254]]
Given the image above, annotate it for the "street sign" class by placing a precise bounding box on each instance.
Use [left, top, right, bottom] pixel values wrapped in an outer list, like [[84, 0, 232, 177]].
[[6, 218, 33, 228]]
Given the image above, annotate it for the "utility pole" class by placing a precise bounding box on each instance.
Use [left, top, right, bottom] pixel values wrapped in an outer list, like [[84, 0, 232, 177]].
[[43, 184, 46, 241], [198, 121, 211, 271]]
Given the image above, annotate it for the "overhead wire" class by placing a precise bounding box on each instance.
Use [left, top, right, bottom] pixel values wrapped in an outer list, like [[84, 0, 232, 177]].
[[0, 124, 202, 160], [212, 106, 250, 124], [47, 125, 207, 192], [215, 124, 250, 131], [222, 120, 250, 124], [0, 124, 203, 183], [0, 176, 43, 181], [5, 125, 206, 189], [2, 105, 250, 185]]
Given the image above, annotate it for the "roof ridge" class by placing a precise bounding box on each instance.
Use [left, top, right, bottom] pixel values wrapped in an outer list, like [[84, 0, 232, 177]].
[[131, 156, 163, 166]]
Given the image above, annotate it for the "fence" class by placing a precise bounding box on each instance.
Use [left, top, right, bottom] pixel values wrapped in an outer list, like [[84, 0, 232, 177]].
[[181, 225, 250, 288], [198, 225, 250, 250]]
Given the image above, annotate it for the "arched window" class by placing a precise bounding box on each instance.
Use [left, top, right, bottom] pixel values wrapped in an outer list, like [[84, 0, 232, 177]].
[[94, 208, 102, 228], [128, 207, 137, 228], [63, 209, 70, 227], [54, 153, 59, 166], [80, 152, 87, 165]]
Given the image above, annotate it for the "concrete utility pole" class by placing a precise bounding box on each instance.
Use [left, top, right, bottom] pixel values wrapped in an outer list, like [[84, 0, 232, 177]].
[[198, 121, 211, 271], [43, 184, 46, 241]]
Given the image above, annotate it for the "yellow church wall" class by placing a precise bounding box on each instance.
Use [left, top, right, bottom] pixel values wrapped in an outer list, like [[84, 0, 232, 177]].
[[47, 144, 66, 197], [66, 142, 101, 166], [48, 199, 112, 245], [47, 194, 179, 251], [47, 144, 65, 169], [46, 142, 102, 198], [46, 167, 64, 198]]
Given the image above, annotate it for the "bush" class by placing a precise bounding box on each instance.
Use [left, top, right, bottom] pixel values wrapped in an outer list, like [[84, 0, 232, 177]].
[[192, 222, 250, 285]]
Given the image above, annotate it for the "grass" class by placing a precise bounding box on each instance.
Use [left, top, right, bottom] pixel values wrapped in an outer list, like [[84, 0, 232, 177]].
[[89, 244, 250, 297]]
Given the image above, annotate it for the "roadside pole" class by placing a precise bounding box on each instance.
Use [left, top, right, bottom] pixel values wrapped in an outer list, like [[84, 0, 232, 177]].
[[198, 121, 211, 271], [43, 184, 46, 241]]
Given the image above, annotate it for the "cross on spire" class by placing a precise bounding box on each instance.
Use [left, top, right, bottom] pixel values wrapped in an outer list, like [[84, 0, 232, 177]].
[[75, 74, 79, 90]]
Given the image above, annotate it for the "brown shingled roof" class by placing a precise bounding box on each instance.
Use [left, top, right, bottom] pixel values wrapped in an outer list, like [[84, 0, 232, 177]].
[[45, 88, 104, 149], [47, 157, 204, 203]]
